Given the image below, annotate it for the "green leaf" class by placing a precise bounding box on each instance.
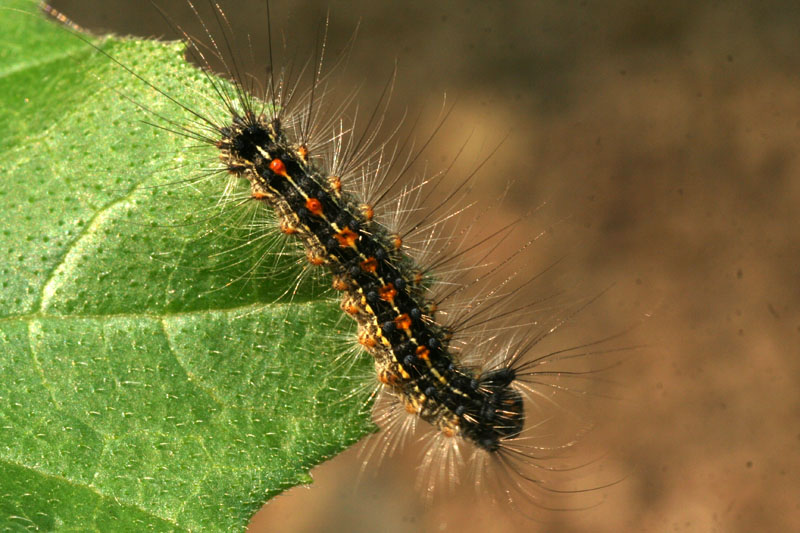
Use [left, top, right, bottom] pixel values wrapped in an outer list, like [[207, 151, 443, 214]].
[[0, 1, 374, 531]]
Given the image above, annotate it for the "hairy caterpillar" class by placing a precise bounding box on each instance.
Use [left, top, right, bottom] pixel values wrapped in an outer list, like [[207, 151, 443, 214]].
[[9, 0, 630, 530]]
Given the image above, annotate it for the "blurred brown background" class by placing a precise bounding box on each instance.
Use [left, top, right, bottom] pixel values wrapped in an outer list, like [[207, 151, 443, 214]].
[[49, 1, 800, 531]]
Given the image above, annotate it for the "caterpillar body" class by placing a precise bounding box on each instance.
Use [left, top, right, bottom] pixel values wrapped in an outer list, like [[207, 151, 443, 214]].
[[218, 110, 525, 453]]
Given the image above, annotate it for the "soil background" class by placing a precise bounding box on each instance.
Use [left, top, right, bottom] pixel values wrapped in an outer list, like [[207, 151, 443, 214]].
[[50, 1, 800, 531]]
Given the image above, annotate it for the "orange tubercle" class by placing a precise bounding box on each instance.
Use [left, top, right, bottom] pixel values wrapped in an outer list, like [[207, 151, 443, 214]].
[[359, 257, 378, 273], [334, 227, 358, 248], [378, 368, 400, 386], [378, 370, 389, 385], [341, 299, 361, 316], [328, 175, 342, 193], [305, 197, 324, 216], [269, 158, 287, 176], [279, 219, 297, 235], [360, 203, 374, 221], [394, 313, 412, 330], [415, 345, 430, 361], [306, 250, 325, 266], [358, 331, 378, 348], [378, 283, 397, 303], [331, 276, 349, 291], [391, 234, 403, 250]]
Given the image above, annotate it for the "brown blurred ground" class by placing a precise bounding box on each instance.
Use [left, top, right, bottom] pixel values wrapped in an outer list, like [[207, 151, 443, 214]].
[[51, 1, 800, 531]]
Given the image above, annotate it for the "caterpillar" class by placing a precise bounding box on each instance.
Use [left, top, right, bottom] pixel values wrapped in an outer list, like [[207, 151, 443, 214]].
[[12, 0, 628, 529], [217, 64, 526, 454], [197, 5, 624, 522]]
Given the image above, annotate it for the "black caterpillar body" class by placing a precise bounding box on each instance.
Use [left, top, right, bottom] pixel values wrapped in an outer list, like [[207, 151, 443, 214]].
[[218, 111, 525, 452]]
